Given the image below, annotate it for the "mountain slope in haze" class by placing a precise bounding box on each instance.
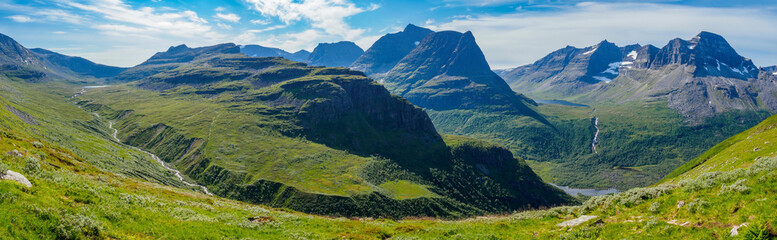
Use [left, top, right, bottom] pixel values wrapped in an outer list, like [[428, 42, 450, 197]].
[[0, 32, 116, 84], [30, 48, 127, 78], [306, 41, 364, 67], [239, 44, 309, 62], [351, 24, 434, 75], [75, 43, 574, 218]]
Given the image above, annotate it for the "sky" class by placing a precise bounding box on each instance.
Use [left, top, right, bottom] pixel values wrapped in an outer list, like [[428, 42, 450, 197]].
[[0, 0, 776, 69]]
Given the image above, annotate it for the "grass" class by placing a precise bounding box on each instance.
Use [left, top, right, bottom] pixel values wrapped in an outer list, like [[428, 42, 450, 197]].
[[3, 117, 776, 238]]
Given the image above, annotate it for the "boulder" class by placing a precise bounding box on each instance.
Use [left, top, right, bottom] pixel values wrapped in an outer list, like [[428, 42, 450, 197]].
[[1, 170, 32, 187]]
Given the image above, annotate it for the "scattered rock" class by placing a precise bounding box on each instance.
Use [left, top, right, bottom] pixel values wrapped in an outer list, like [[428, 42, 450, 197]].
[[557, 215, 598, 227], [677, 200, 685, 209], [6, 150, 22, 157], [668, 219, 690, 227], [0, 170, 32, 187], [730, 223, 748, 237], [248, 216, 274, 223]]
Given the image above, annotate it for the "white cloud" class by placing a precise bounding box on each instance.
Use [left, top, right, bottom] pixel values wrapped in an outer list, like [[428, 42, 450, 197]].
[[52, 31, 67, 34], [215, 12, 241, 23], [429, 2, 777, 68], [66, 0, 216, 39], [244, 0, 374, 38], [215, 6, 226, 12], [217, 23, 233, 30], [0, 3, 86, 24], [250, 19, 270, 25], [7, 15, 33, 23]]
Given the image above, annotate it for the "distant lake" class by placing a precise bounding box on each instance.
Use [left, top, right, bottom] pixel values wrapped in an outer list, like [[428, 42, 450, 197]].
[[535, 99, 589, 107], [549, 183, 619, 196]]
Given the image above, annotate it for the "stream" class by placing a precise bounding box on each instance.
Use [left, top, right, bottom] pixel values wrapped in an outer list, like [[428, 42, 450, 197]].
[[592, 116, 600, 153], [77, 86, 212, 195]]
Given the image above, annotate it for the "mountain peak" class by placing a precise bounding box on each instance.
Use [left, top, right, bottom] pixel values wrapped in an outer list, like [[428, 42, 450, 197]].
[[403, 24, 428, 33], [350, 24, 433, 75], [382, 29, 541, 116], [307, 41, 364, 67]]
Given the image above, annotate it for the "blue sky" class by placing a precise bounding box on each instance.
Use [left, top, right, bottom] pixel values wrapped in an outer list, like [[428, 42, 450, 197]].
[[1, 0, 776, 68]]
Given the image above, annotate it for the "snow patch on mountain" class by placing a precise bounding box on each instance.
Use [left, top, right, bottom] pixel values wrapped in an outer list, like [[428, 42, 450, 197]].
[[627, 50, 638, 60], [582, 48, 597, 55], [593, 76, 611, 82]]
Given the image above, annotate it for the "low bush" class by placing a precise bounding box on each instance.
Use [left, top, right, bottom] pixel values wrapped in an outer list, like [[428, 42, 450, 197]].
[[0, 160, 8, 175], [648, 202, 660, 213], [53, 213, 103, 240], [23, 156, 41, 174], [719, 179, 749, 195]]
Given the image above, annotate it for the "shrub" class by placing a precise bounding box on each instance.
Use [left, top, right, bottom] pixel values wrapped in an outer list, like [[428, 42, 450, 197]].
[[719, 179, 749, 195], [53, 213, 103, 240], [23, 156, 41, 174], [680, 172, 720, 192], [32, 141, 44, 148], [648, 202, 660, 213], [686, 199, 707, 213], [0, 160, 8, 175], [618, 185, 675, 207]]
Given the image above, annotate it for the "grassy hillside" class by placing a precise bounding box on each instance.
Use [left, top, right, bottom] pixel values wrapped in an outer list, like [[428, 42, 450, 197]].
[[430, 97, 768, 190], [661, 113, 777, 182], [3, 91, 776, 238], [74, 53, 574, 218]]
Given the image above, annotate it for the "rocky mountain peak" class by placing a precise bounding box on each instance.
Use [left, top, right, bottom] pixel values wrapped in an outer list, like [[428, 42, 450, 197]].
[[650, 32, 757, 79], [351, 23, 433, 75]]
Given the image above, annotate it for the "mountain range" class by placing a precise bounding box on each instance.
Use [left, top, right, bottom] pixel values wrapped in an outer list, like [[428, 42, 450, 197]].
[[499, 31, 776, 123]]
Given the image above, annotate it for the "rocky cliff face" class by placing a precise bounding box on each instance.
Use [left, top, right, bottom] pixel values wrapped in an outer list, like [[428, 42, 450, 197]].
[[306, 41, 364, 67], [351, 24, 433, 75]]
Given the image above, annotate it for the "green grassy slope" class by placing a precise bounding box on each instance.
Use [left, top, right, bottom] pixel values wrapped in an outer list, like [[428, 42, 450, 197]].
[[74, 53, 574, 218], [661, 113, 777, 182], [430, 97, 768, 190]]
